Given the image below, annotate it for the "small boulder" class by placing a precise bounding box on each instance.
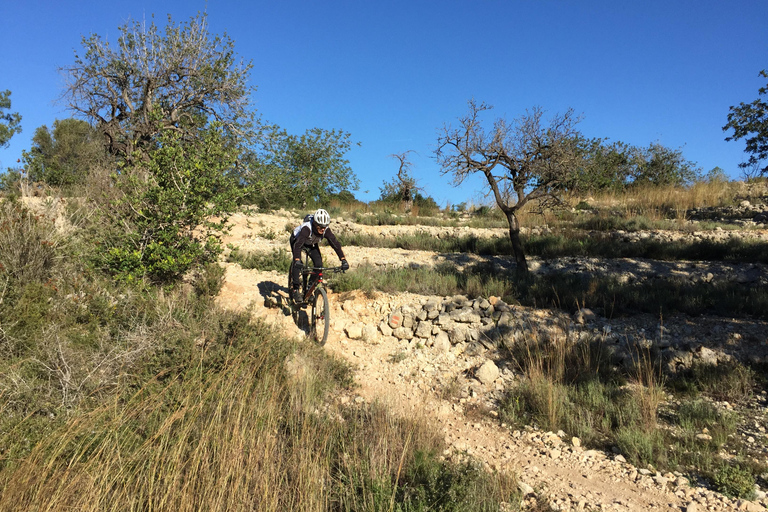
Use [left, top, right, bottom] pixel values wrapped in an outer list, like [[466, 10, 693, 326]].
[[345, 324, 364, 340], [433, 331, 451, 352], [393, 327, 414, 340], [415, 321, 432, 339], [475, 360, 500, 385], [388, 311, 403, 329], [573, 308, 597, 325]]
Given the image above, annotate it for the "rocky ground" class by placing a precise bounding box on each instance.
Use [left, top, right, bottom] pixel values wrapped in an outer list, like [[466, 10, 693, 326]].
[[216, 209, 768, 512]]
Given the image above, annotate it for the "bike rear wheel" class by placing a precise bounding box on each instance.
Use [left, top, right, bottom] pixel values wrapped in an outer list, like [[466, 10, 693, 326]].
[[310, 287, 330, 345]]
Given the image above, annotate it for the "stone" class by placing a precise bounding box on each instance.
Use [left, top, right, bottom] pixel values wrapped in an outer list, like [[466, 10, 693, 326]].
[[573, 308, 596, 325], [694, 346, 719, 365], [475, 359, 500, 385], [449, 324, 470, 344], [379, 321, 393, 337], [498, 311, 516, 326], [423, 300, 439, 312], [736, 500, 764, 511], [517, 481, 535, 496], [393, 327, 414, 340], [388, 311, 403, 329], [451, 308, 482, 324], [345, 323, 364, 340], [494, 300, 511, 313], [363, 324, 378, 342], [433, 331, 451, 352], [415, 321, 432, 339]]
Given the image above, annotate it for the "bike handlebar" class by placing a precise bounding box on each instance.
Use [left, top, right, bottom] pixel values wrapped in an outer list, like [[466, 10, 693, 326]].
[[301, 266, 346, 274]]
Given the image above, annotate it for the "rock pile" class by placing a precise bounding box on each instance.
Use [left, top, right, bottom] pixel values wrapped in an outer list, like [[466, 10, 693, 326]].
[[374, 295, 519, 354], [688, 199, 768, 226], [351, 295, 768, 379]]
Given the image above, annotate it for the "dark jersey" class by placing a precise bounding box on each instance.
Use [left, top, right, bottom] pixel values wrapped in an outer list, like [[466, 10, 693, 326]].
[[291, 218, 345, 261]]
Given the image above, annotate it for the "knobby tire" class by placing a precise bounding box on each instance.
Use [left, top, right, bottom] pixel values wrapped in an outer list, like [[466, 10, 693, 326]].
[[288, 264, 300, 323], [311, 287, 330, 345]]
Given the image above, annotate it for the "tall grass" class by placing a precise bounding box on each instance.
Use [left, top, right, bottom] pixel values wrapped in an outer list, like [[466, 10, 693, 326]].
[[0, 302, 516, 511], [498, 328, 764, 496], [329, 262, 768, 320], [573, 181, 744, 221], [0, 193, 518, 511], [341, 229, 768, 265]]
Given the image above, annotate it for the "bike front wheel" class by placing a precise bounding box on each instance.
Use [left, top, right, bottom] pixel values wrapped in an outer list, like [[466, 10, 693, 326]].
[[288, 265, 300, 323], [310, 287, 330, 345]]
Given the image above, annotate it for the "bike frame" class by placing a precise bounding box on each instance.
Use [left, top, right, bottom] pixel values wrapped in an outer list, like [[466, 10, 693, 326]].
[[289, 250, 345, 346], [293, 248, 344, 307], [297, 266, 343, 305]]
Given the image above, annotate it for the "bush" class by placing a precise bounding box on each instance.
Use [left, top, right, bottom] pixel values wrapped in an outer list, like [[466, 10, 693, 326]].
[[192, 262, 226, 297], [0, 200, 60, 284], [710, 463, 756, 499], [95, 124, 241, 283], [227, 248, 291, 273]]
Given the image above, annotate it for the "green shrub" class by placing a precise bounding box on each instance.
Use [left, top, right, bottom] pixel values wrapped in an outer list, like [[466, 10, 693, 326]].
[[192, 262, 226, 297], [96, 124, 241, 283], [227, 248, 291, 273], [614, 427, 667, 467], [710, 463, 756, 499], [670, 361, 756, 403], [396, 450, 516, 511]]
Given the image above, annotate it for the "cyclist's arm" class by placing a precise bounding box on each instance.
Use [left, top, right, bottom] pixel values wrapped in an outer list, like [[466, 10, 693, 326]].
[[292, 226, 311, 260], [324, 228, 346, 261]]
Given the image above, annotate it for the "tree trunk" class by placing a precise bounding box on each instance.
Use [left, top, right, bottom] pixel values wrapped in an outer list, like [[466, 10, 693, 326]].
[[505, 211, 528, 274]]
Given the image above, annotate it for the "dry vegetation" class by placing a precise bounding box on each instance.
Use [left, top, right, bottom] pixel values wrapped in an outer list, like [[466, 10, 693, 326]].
[[1, 178, 767, 509]]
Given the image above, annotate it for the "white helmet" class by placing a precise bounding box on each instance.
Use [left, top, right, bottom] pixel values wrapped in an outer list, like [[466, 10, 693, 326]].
[[313, 208, 331, 227]]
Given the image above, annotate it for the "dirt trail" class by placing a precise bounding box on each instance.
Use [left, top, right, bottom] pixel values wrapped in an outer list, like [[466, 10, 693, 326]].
[[215, 213, 766, 512]]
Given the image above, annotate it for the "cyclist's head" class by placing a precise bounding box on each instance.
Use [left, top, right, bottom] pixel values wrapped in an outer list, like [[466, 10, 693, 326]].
[[313, 208, 330, 228]]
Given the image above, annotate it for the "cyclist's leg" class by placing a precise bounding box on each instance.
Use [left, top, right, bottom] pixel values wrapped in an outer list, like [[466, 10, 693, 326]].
[[308, 245, 322, 269], [289, 235, 301, 287], [307, 245, 322, 287]]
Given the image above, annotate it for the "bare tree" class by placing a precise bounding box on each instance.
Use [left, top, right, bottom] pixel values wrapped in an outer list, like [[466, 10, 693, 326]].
[[436, 100, 582, 273], [60, 12, 254, 162], [380, 151, 420, 211]]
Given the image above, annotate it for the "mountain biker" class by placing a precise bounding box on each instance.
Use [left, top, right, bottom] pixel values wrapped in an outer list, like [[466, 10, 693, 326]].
[[289, 208, 349, 303]]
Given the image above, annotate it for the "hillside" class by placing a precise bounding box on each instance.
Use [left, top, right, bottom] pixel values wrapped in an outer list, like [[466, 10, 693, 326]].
[[217, 200, 768, 512]]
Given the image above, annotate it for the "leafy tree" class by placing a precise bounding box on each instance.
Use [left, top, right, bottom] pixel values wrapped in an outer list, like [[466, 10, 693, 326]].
[[98, 123, 241, 282], [568, 138, 700, 193], [705, 166, 728, 183], [724, 69, 768, 177], [379, 151, 420, 211], [242, 126, 359, 208], [60, 12, 254, 163], [23, 118, 108, 187], [436, 101, 582, 273], [413, 192, 440, 216], [629, 142, 701, 187], [568, 137, 635, 193], [0, 90, 22, 148]]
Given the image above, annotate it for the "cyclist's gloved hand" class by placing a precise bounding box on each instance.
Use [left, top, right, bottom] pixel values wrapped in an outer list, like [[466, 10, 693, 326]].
[[294, 260, 303, 271], [340, 259, 349, 271]]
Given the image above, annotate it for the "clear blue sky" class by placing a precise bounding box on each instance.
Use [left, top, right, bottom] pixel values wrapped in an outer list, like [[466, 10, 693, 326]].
[[1, 0, 766, 206]]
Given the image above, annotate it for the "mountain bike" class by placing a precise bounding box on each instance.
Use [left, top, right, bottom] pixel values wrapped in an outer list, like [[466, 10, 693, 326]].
[[288, 252, 345, 345]]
